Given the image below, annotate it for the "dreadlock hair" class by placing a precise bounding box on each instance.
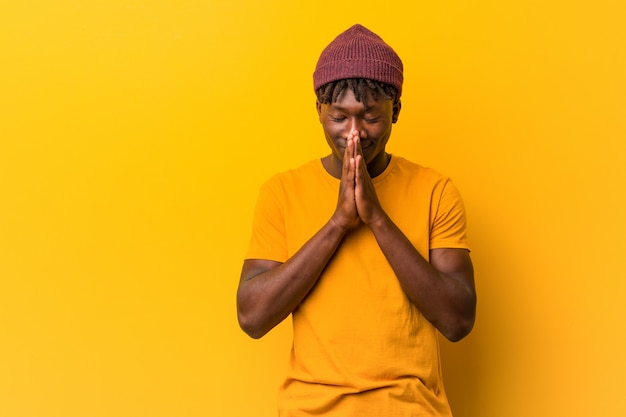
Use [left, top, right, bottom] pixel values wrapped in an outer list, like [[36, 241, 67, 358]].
[[316, 78, 399, 105]]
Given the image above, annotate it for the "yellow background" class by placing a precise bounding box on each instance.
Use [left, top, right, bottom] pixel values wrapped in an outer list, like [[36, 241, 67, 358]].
[[1, 1, 625, 416]]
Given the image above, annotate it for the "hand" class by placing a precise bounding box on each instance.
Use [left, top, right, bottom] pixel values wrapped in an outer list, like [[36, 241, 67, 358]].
[[330, 130, 361, 231], [353, 134, 386, 225]]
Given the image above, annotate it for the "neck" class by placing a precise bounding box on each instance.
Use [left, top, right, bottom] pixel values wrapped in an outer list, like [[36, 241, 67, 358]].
[[367, 152, 391, 178]]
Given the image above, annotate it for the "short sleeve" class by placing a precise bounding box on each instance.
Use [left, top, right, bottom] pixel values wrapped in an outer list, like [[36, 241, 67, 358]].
[[243, 177, 289, 262], [429, 179, 470, 251]]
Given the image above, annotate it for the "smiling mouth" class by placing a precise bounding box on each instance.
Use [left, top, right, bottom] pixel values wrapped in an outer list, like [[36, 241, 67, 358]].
[[337, 141, 372, 152], [335, 139, 374, 155]]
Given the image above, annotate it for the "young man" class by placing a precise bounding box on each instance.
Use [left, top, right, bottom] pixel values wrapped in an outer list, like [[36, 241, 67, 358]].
[[237, 24, 476, 416]]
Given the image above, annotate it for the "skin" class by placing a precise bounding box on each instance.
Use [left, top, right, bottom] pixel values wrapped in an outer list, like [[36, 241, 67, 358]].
[[237, 87, 476, 342]]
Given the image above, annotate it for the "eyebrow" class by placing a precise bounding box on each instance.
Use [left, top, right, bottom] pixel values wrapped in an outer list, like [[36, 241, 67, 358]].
[[330, 103, 376, 113]]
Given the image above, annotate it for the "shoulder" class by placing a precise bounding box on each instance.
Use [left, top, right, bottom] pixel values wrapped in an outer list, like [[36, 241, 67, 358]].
[[386, 157, 466, 210], [264, 159, 321, 182], [259, 159, 327, 195], [388, 156, 451, 187]]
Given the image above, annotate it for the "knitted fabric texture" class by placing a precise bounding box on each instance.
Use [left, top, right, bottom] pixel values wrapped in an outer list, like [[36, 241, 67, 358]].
[[313, 24, 403, 97]]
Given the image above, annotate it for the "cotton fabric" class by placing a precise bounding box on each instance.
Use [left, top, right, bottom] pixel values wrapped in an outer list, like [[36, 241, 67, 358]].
[[245, 156, 470, 416]]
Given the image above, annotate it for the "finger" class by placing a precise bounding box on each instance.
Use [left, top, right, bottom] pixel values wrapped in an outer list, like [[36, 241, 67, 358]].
[[347, 143, 356, 184], [354, 154, 363, 188], [353, 132, 362, 155], [342, 137, 353, 176], [349, 156, 356, 182], [351, 130, 360, 159], [355, 153, 374, 199], [353, 136, 367, 178]]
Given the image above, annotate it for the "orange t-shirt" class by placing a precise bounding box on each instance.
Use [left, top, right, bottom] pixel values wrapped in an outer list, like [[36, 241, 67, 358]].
[[245, 156, 470, 416]]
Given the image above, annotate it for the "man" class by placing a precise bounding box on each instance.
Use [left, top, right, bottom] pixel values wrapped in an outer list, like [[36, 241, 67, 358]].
[[237, 24, 476, 416]]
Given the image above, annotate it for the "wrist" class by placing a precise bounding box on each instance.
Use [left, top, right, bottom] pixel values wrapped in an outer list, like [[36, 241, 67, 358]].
[[328, 213, 357, 234], [365, 210, 390, 231]]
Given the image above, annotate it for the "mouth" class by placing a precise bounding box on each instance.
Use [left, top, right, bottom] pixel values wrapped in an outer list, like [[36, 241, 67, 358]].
[[360, 141, 374, 151], [336, 140, 373, 155], [335, 139, 348, 151]]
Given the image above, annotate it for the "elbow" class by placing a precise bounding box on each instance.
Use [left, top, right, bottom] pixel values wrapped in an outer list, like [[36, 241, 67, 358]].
[[439, 305, 476, 342], [237, 306, 269, 340], [441, 292, 477, 342], [241, 326, 266, 340], [238, 315, 267, 339], [441, 317, 474, 342]]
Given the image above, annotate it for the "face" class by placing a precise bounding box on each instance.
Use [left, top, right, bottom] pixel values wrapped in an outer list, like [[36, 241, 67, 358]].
[[316, 87, 401, 178]]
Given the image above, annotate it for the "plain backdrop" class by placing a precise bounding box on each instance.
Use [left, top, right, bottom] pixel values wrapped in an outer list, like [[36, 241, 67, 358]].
[[1, 1, 625, 416]]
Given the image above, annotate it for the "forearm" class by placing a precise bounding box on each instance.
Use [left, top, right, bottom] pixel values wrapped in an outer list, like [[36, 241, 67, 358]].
[[237, 218, 349, 339], [368, 214, 476, 341]]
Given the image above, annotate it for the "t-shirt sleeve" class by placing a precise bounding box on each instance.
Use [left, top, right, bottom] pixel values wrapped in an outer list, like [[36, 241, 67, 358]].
[[243, 177, 289, 262], [429, 178, 471, 251]]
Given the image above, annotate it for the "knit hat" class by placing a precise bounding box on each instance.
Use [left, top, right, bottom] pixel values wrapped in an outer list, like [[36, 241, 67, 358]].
[[313, 24, 403, 97]]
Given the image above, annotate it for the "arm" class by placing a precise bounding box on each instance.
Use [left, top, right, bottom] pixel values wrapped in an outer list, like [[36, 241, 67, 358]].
[[369, 218, 475, 342], [237, 220, 346, 339], [353, 138, 476, 342], [237, 138, 362, 339]]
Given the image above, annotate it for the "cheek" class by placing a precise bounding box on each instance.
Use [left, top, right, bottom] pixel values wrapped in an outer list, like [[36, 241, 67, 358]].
[[368, 127, 392, 151], [369, 124, 390, 140], [321, 124, 336, 141], [322, 122, 342, 138], [325, 135, 341, 153]]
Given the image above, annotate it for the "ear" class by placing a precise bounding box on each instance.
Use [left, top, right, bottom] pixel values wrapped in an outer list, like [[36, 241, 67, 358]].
[[316, 100, 322, 121], [392, 100, 402, 124]]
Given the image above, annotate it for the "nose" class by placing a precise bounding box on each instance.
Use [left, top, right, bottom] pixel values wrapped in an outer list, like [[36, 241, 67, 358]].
[[349, 118, 366, 139]]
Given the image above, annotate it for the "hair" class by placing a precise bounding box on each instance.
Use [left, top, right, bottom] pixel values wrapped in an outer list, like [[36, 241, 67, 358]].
[[315, 78, 399, 105]]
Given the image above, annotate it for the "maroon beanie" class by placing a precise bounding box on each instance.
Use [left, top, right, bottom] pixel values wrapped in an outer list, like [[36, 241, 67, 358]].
[[313, 24, 404, 97]]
